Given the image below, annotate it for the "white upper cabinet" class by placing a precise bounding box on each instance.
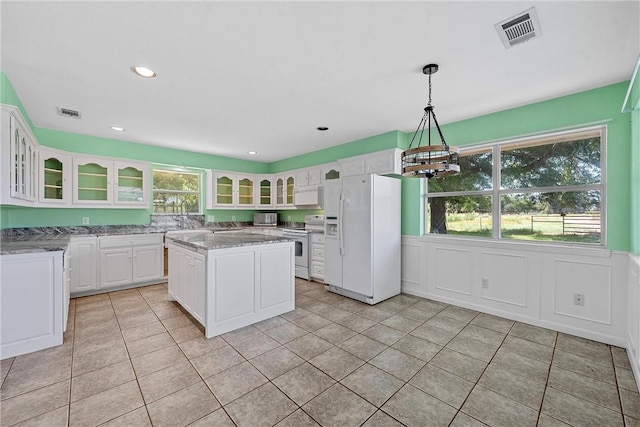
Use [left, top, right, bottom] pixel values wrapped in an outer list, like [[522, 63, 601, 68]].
[[209, 171, 256, 208], [364, 148, 402, 175], [1, 106, 38, 206], [72, 157, 149, 207], [339, 149, 402, 177], [321, 163, 341, 183], [294, 167, 321, 188], [39, 148, 71, 205]]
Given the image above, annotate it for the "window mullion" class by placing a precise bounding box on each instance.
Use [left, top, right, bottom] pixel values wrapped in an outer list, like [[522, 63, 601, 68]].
[[493, 145, 501, 240]]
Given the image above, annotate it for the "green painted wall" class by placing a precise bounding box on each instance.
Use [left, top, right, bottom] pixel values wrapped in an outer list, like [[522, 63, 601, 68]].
[[35, 128, 268, 173], [626, 58, 640, 255], [628, 59, 640, 255], [0, 72, 33, 129], [1, 206, 150, 228], [268, 131, 403, 173]]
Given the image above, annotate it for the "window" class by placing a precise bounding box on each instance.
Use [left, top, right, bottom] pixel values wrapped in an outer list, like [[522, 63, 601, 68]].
[[152, 168, 202, 214], [425, 127, 604, 245]]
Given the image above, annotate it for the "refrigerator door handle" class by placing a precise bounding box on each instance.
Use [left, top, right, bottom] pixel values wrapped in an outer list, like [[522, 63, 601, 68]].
[[338, 192, 345, 256]]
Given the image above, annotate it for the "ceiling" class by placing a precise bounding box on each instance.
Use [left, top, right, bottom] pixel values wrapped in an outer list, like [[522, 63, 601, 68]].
[[2, 1, 638, 163]]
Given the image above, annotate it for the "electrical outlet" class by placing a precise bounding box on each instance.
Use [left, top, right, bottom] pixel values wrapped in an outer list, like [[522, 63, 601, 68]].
[[287, 215, 292, 221], [231, 215, 236, 221], [481, 278, 489, 289], [82, 217, 90, 225], [573, 293, 585, 306], [207, 215, 215, 222]]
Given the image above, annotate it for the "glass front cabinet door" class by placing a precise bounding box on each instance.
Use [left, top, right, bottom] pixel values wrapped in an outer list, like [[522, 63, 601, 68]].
[[115, 162, 147, 206], [258, 177, 273, 207], [286, 176, 295, 206], [73, 158, 112, 204], [214, 173, 234, 207], [275, 177, 285, 207], [237, 176, 255, 207], [39, 149, 71, 205]]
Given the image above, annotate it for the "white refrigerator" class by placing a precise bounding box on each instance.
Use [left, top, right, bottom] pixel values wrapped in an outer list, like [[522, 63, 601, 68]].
[[323, 174, 401, 304]]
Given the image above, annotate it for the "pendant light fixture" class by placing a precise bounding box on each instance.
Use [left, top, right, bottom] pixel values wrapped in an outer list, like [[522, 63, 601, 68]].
[[401, 64, 460, 179]]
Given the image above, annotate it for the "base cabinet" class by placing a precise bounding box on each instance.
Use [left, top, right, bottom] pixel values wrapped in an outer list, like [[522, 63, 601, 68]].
[[206, 242, 295, 337], [1, 251, 64, 359], [167, 243, 206, 324], [69, 236, 98, 293], [310, 233, 325, 282], [97, 234, 163, 290], [166, 240, 295, 339]]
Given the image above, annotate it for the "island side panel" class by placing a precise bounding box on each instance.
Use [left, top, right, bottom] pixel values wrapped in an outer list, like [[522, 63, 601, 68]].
[[205, 241, 294, 338]]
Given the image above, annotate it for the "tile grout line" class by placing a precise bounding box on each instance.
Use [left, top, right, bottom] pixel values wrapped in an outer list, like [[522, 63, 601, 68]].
[[534, 328, 557, 427]]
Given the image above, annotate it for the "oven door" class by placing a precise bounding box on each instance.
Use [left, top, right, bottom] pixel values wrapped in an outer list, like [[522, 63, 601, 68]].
[[283, 230, 308, 268]]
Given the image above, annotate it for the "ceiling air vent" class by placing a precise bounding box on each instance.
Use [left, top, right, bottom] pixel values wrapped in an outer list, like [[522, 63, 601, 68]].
[[495, 7, 541, 49], [57, 106, 81, 119]]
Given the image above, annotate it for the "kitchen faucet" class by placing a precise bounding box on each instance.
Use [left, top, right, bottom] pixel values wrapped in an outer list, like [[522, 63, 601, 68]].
[[180, 200, 189, 216], [179, 200, 189, 229]]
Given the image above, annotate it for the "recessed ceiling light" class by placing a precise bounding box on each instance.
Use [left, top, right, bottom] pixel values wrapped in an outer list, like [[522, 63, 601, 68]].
[[317, 126, 329, 131], [110, 126, 125, 132], [248, 151, 258, 155], [131, 66, 157, 78]]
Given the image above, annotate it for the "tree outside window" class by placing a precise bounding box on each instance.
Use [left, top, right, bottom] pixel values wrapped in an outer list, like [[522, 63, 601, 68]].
[[425, 127, 604, 244], [153, 169, 201, 214]]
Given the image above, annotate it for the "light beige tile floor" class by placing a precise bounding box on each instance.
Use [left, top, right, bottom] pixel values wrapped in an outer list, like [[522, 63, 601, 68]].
[[1, 279, 639, 426]]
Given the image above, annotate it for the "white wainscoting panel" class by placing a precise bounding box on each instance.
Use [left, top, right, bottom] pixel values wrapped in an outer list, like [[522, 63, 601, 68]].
[[402, 236, 630, 347], [433, 247, 473, 296], [401, 236, 424, 297], [480, 252, 528, 307], [551, 259, 611, 324]]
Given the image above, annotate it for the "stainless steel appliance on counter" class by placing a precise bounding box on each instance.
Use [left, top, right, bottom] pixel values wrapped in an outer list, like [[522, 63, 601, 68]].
[[253, 212, 277, 227], [282, 214, 325, 280]]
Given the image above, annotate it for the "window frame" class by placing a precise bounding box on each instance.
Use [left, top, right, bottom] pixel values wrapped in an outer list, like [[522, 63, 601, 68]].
[[152, 165, 205, 214], [424, 125, 607, 246]]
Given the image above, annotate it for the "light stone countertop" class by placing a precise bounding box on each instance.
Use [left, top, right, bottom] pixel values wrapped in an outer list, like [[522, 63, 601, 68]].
[[165, 231, 293, 251]]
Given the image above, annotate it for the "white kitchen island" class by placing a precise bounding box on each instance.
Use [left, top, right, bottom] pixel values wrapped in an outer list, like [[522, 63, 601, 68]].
[[165, 231, 295, 338]]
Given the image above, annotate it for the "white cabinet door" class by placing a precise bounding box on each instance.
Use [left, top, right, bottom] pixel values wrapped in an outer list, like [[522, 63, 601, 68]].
[[236, 175, 255, 208], [39, 148, 72, 205], [167, 244, 183, 302], [99, 247, 133, 288], [339, 156, 365, 177], [69, 237, 97, 293], [256, 245, 294, 311], [166, 243, 206, 326], [212, 251, 256, 323], [114, 161, 148, 206], [73, 157, 113, 204], [212, 172, 235, 207], [133, 245, 163, 283], [189, 252, 206, 325], [2, 106, 38, 206], [308, 168, 321, 186], [1, 251, 64, 358], [256, 176, 274, 208], [365, 149, 402, 175]]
